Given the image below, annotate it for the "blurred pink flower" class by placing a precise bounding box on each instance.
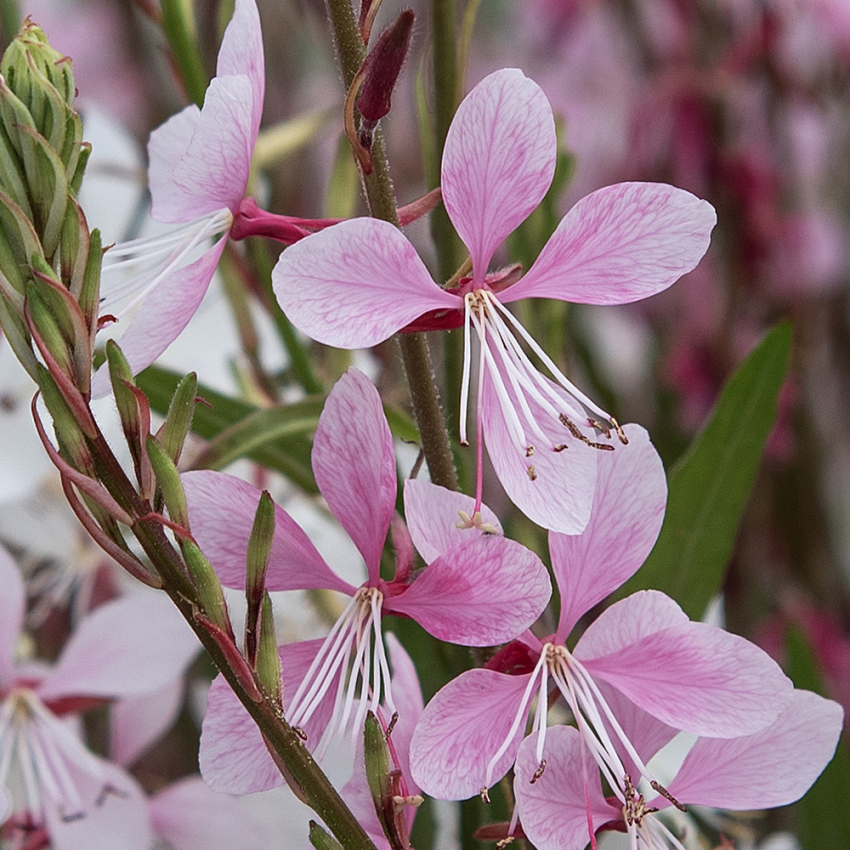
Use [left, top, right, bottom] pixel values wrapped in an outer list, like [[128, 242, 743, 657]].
[[410, 426, 794, 805], [185, 368, 550, 793], [273, 68, 715, 533]]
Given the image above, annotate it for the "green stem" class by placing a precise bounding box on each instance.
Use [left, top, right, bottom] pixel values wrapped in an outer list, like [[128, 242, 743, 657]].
[[324, 0, 458, 491]]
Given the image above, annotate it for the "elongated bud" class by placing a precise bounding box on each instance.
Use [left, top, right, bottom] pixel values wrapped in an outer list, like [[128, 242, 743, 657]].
[[145, 434, 190, 530], [308, 821, 345, 850], [35, 363, 94, 471], [364, 710, 410, 850], [156, 372, 197, 464], [357, 10, 414, 147], [182, 539, 234, 639], [245, 490, 275, 667], [256, 592, 282, 705]]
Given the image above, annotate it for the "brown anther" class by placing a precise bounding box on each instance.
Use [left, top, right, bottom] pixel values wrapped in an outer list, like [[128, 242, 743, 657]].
[[294, 726, 308, 741], [530, 760, 547, 784], [610, 416, 629, 445], [480, 786, 491, 803], [622, 774, 658, 827], [650, 780, 686, 812], [587, 417, 612, 439], [552, 443, 568, 452], [386, 711, 399, 739], [525, 445, 535, 457], [560, 414, 617, 452], [526, 465, 537, 481], [496, 838, 516, 849]]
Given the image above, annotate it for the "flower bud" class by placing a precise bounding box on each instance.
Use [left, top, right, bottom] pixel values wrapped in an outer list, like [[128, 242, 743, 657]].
[[308, 821, 345, 850], [182, 538, 234, 639], [256, 592, 282, 705], [146, 434, 190, 531], [156, 372, 198, 465], [364, 710, 410, 849], [245, 490, 275, 667]]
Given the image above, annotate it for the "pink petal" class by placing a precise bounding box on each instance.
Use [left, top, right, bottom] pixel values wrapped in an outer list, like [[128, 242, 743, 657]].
[[313, 369, 396, 581], [183, 470, 356, 595], [148, 105, 201, 223], [271, 218, 458, 348], [387, 533, 550, 646], [576, 594, 794, 737], [200, 672, 282, 794], [45, 759, 152, 850], [667, 689, 844, 810], [0, 544, 24, 685], [442, 69, 556, 277], [150, 776, 272, 850], [199, 640, 337, 793], [513, 727, 613, 850], [110, 679, 186, 766], [91, 238, 226, 398], [502, 182, 716, 305], [479, 364, 597, 534], [215, 0, 265, 141], [409, 669, 533, 800], [154, 76, 254, 222], [403, 479, 502, 564], [552, 424, 666, 638], [39, 591, 200, 702], [384, 633, 424, 789]]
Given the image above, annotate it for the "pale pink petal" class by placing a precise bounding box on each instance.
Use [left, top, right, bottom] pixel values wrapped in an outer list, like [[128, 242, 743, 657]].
[[387, 534, 550, 646], [403, 479, 502, 564], [200, 672, 282, 794], [502, 182, 716, 305], [183, 470, 356, 596], [409, 669, 533, 800], [552, 424, 666, 638], [155, 76, 254, 222], [45, 759, 152, 850], [442, 69, 556, 276], [0, 544, 24, 685], [150, 776, 272, 850], [148, 105, 201, 223], [384, 633, 424, 789], [313, 369, 396, 581], [513, 727, 613, 850], [479, 364, 597, 534], [91, 238, 227, 398], [110, 679, 186, 766], [577, 597, 794, 737], [39, 592, 200, 701], [667, 689, 844, 810], [199, 640, 337, 793], [216, 0, 264, 140], [272, 218, 458, 348]]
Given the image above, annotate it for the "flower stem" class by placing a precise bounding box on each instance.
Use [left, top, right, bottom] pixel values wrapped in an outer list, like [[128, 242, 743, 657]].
[[324, 0, 458, 491]]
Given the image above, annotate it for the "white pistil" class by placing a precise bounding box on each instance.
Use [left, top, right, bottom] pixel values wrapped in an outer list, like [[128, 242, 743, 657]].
[[287, 587, 393, 744]]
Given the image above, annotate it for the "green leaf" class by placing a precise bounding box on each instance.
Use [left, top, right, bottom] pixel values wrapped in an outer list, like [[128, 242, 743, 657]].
[[159, 0, 209, 108], [617, 321, 792, 618]]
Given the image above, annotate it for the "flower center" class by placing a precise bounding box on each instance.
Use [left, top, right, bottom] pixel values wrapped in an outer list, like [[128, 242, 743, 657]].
[[286, 586, 395, 748]]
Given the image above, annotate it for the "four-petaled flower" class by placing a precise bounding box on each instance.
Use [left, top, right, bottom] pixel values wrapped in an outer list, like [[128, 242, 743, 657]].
[[272, 68, 716, 533], [183, 368, 551, 793]]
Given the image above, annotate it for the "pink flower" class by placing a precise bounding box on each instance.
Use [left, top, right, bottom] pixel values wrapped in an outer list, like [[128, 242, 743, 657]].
[[184, 368, 551, 792], [409, 426, 794, 804], [272, 67, 716, 533], [0, 545, 200, 849], [514, 688, 844, 850], [92, 0, 264, 395]]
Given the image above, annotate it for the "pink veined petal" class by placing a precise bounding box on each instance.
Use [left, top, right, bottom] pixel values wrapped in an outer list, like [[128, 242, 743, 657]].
[[182, 469, 356, 596], [313, 369, 396, 582], [552, 424, 667, 639], [409, 669, 533, 800], [272, 218, 459, 348], [200, 672, 282, 794], [667, 689, 844, 810], [160, 76, 255, 221], [513, 727, 614, 850], [39, 591, 200, 702], [150, 776, 273, 850], [479, 364, 597, 534], [45, 758, 153, 850], [578, 619, 794, 737], [110, 679, 186, 767], [403, 479, 502, 564], [91, 237, 227, 399], [0, 543, 25, 686], [442, 69, 556, 278], [148, 104, 201, 223], [501, 182, 717, 305], [387, 533, 551, 646], [199, 640, 339, 793], [215, 0, 265, 141]]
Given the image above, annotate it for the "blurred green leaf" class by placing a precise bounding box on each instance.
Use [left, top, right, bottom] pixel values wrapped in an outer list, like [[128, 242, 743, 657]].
[[617, 321, 792, 617], [160, 0, 208, 107], [785, 628, 850, 850]]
